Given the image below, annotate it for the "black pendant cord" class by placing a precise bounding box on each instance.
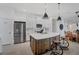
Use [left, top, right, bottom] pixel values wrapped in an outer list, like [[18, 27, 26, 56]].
[[45, 3, 47, 13], [43, 3, 48, 19], [58, 3, 60, 17], [57, 3, 61, 21]]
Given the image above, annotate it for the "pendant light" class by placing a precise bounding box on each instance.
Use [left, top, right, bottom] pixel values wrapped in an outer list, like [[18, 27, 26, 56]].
[[76, 23, 78, 27], [43, 3, 49, 19], [75, 11, 79, 17], [57, 3, 62, 21], [75, 11, 79, 27]]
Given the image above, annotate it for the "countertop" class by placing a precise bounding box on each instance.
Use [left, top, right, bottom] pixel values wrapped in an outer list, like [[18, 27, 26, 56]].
[[30, 32, 60, 40]]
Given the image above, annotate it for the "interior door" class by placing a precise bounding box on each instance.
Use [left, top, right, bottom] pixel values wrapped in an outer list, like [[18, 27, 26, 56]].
[[14, 21, 26, 44]]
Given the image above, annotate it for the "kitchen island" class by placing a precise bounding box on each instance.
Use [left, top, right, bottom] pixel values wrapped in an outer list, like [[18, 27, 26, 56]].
[[30, 32, 60, 55]]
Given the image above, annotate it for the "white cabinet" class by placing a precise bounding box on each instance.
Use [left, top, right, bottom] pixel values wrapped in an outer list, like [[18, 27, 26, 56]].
[[0, 38, 2, 54], [0, 19, 13, 45]]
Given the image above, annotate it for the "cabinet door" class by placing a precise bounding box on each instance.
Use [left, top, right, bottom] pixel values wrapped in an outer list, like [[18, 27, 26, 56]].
[[41, 39, 49, 54], [44, 39, 50, 50], [0, 39, 2, 53], [31, 38, 36, 54], [37, 40, 42, 54]]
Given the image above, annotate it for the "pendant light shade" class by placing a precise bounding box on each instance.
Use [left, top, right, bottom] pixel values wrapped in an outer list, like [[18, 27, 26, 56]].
[[57, 16, 61, 20], [43, 12, 48, 19], [75, 11, 79, 17], [76, 23, 78, 27]]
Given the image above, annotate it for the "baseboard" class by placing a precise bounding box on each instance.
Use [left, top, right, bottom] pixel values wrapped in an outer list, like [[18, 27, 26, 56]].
[[2, 40, 30, 46], [2, 44, 11, 46]]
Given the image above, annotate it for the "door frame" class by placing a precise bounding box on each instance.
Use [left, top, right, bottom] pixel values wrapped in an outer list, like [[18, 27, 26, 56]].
[[14, 21, 26, 44]]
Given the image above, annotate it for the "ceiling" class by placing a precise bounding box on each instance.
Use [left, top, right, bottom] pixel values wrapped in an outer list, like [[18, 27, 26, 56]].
[[0, 3, 79, 24]]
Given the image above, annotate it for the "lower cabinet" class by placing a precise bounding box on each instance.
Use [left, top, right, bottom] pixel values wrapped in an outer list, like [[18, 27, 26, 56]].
[[30, 36, 50, 55], [36, 39, 50, 55]]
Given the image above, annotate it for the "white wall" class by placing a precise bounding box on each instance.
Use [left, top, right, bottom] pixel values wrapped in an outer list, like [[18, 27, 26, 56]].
[[52, 19, 57, 32]]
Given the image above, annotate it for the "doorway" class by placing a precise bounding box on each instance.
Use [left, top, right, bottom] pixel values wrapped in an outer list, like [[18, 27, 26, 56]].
[[14, 21, 26, 44]]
